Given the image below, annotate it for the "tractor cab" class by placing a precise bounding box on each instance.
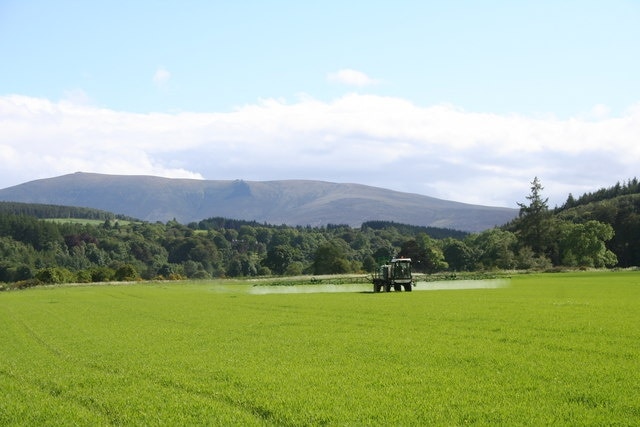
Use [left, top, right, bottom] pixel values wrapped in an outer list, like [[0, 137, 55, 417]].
[[372, 257, 413, 292]]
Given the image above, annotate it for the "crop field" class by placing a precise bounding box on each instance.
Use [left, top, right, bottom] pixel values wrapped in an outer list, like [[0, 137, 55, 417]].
[[1, 271, 639, 425]]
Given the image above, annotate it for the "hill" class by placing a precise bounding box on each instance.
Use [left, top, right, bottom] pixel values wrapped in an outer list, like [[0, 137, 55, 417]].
[[0, 172, 517, 232], [555, 193, 640, 268]]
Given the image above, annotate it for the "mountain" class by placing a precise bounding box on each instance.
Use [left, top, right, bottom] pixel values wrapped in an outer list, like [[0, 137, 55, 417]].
[[0, 172, 517, 232]]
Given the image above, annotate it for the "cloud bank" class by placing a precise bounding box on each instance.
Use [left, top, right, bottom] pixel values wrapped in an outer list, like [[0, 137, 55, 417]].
[[1, 93, 639, 208]]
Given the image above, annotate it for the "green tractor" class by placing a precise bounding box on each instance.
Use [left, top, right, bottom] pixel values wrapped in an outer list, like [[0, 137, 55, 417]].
[[372, 257, 414, 292]]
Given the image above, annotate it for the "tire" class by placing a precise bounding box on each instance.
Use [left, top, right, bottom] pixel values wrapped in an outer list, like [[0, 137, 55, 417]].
[[404, 283, 412, 292], [394, 284, 402, 292]]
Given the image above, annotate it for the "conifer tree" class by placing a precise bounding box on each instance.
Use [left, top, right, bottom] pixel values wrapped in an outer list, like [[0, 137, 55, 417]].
[[516, 177, 551, 256]]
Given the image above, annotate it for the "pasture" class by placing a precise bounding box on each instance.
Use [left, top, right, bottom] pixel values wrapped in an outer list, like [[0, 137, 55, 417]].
[[1, 271, 639, 425], [45, 218, 134, 226]]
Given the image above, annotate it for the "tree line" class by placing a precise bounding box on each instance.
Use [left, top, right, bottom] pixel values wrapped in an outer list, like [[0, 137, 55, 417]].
[[0, 201, 134, 221], [558, 177, 640, 210], [1, 177, 638, 289]]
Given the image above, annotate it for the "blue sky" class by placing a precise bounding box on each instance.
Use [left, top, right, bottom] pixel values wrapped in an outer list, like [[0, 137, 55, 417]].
[[1, 0, 640, 209]]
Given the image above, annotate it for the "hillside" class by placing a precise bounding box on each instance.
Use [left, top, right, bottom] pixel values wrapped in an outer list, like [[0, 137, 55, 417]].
[[555, 193, 640, 268], [0, 172, 517, 232]]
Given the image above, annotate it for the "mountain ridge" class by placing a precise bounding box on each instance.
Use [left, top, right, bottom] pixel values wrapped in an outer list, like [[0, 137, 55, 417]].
[[0, 172, 518, 232]]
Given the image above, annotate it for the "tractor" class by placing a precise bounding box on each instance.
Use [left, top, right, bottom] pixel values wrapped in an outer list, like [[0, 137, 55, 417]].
[[372, 257, 414, 292]]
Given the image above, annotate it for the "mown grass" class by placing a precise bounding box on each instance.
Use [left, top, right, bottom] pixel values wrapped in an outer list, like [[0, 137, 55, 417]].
[[1, 271, 639, 425]]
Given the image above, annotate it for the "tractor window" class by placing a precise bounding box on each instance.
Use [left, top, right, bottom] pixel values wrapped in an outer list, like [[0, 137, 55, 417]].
[[394, 262, 411, 279]]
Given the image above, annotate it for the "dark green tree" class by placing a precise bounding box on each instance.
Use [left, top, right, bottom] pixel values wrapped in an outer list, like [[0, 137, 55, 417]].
[[442, 238, 475, 271], [399, 234, 447, 273], [467, 228, 518, 270], [557, 220, 617, 268], [362, 254, 377, 273], [515, 177, 552, 256], [312, 240, 350, 275], [263, 245, 294, 275]]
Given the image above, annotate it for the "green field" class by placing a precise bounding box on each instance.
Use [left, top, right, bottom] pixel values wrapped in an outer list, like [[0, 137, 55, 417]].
[[1, 272, 639, 425], [44, 218, 134, 226]]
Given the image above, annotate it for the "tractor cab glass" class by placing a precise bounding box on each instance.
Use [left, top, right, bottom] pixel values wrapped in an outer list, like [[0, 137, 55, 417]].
[[392, 259, 411, 279]]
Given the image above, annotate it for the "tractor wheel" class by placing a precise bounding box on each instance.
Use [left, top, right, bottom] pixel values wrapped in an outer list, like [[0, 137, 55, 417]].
[[394, 284, 402, 292], [404, 283, 412, 292], [384, 284, 391, 292]]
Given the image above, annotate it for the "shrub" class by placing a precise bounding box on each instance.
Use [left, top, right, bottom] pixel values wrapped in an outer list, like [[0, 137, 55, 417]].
[[11, 278, 43, 290], [75, 270, 93, 283], [90, 266, 115, 282], [114, 264, 139, 281], [35, 267, 75, 284]]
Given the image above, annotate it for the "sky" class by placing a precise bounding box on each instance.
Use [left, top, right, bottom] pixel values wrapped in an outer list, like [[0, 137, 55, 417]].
[[1, 0, 640, 209]]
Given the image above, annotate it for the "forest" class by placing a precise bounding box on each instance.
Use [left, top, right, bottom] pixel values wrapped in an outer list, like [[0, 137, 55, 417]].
[[1, 177, 639, 289]]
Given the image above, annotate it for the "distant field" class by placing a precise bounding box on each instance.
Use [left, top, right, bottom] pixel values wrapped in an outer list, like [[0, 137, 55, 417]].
[[44, 218, 134, 226], [1, 272, 639, 425]]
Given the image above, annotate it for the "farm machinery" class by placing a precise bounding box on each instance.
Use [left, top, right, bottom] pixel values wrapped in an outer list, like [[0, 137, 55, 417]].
[[371, 257, 414, 292]]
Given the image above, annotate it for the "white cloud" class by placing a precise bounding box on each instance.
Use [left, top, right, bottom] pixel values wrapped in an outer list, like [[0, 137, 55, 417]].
[[590, 104, 611, 120], [153, 67, 171, 87], [62, 88, 92, 105], [327, 69, 380, 87], [1, 93, 639, 209]]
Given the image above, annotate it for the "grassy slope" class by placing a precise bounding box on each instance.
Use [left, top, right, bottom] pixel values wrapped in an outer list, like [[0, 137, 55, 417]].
[[1, 272, 639, 425], [0, 172, 517, 230]]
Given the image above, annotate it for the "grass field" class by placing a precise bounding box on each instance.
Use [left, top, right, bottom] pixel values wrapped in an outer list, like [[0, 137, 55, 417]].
[[1, 271, 639, 425], [44, 218, 134, 226]]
